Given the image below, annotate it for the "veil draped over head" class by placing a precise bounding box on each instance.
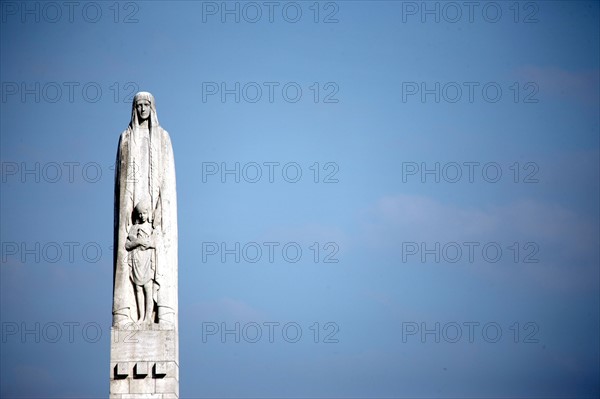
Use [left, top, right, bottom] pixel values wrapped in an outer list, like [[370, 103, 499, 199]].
[[126, 91, 160, 212], [113, 92, 178, 328], [129, 91, 159, 128]]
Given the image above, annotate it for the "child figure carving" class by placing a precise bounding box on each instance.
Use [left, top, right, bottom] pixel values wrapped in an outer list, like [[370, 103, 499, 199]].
[[126, 199, 157, 323]]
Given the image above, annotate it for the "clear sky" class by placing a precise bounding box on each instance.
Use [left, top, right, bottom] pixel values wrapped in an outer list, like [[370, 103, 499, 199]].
[[1, 1, 599, 398]]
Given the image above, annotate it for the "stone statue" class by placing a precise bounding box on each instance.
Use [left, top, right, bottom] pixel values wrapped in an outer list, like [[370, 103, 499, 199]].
[[113, 91, 178, 327], [110, 92, 179, 398], [126, 198, 156, 323]]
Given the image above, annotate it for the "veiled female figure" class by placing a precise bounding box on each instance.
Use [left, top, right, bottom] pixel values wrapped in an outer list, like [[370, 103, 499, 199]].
[[113, 92, 178, 327]]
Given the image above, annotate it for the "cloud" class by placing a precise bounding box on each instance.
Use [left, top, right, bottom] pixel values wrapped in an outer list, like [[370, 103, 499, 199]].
[[369, 194, 498, 242], [364, 194, 597, 255], [360, 193, 599, 293], [261, 223, 348, 244]]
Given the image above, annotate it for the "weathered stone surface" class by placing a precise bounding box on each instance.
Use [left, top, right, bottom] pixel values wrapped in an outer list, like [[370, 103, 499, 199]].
[[115, 362, 129, 378], [111, 326, 177, 363], [166, 361, 179, 381], [130, 376, 155, 393], [155, 377, 179, 396], [134, 362, 149, 377], [110, 378, 129, 394], [154, 361, 167, 377]]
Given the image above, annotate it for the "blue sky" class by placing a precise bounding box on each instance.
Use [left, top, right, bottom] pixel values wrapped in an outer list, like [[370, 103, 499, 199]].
[[1, 1, 599, 397]]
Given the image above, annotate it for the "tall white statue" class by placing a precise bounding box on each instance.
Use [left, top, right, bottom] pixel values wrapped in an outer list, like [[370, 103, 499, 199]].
[[112, 91, 178, 326], [110, 92, 179, 398]]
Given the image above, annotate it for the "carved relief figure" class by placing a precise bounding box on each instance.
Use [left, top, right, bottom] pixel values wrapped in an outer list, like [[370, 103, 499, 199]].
[[113, 92, 177, 327], [126, 199, 156, 323]]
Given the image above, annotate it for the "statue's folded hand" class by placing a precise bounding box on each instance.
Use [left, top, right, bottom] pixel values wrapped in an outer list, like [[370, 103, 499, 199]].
[[138, 238, 155, 250]]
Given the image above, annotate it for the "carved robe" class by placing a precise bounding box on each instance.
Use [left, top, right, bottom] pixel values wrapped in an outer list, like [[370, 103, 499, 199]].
[[127, 222, 155, 286], [112, 92, 178, 326]]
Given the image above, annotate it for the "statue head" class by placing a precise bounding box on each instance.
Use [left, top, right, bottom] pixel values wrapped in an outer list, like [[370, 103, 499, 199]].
[[130, 91, 159, 129], [134, 198, 152, 224]]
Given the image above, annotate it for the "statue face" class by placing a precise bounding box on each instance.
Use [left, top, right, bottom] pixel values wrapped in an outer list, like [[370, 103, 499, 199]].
[[138, 208, 149, 223], [135, 99, 151, 122]]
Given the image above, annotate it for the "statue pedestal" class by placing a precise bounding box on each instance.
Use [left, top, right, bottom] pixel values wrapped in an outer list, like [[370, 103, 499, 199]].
[[109, 324, 179, 398]]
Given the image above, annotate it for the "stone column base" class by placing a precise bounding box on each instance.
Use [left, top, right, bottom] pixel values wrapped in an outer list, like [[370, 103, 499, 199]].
[[110, 324, 179, 398]]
